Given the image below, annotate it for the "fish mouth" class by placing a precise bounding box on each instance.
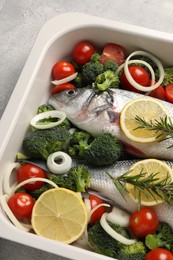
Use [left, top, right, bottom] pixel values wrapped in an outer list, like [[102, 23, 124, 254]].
[[48, 96, 65, 110]]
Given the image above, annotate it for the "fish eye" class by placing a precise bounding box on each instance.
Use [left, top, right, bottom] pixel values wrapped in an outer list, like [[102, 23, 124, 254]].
[[66, 89, 77, 96]]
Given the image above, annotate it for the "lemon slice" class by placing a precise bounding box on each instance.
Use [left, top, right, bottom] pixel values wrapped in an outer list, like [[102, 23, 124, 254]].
[[126, 159, 173, 206], [31, 188, 88, 244], [120, 97, 170, 143]]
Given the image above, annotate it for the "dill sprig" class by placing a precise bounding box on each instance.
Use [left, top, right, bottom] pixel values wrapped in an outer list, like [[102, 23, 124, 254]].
[[107, 169, 173, 209], [134, 115, 173, 148]]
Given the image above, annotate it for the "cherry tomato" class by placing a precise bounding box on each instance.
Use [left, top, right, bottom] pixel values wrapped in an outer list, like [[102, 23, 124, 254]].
[[72, 41, 95, 65], [52, 61, 75, 80], [129, 207, 159, 238], [89, 194, 106, 224], [100, 43, 126, 66], [16, 163, 46, 191], [8, 192, 35, 220], [145, 248, 173, 260], [149, 85, 166, 100], [51, 83, 76, 95], [120, 65, 150, 93], [165, 83, 173, 103]]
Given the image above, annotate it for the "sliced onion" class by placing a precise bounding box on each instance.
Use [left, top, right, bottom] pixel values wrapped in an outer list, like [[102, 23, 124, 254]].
[[106, 207, 130, 227], [0, 195, 31, 232], [123, 51, 164, 92], [51, 72, 78, 85], [100, 213, 137, 245], [11, 177, 58, 195], [88, 202, 110, 224], [47, 151, 72, 174], [30, 110, 66, 129], [3, 162, 20, 195]]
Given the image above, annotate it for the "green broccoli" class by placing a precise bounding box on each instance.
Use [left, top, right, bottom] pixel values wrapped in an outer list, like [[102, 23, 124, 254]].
[[88, 221, 122, 258], [49, 165, 91, 192], [103, 60, 118, 72], [37, 104, 55, 114], [68, 130, 94, 158], [22, 126, 71, 160], [90, 53, 101, 63], [72, 72, 84, 88], [95, 70, 120, 91], [118, 242, 146, 260], [81, 53, 104, 86], [84, 133, 124, 166], [29, 185, 49, 200], [145, 222, 173, 251], [159, 67, 173, 86], [88, 221, 146, 260], [57, 118, 72, 129], [49, 173, 75, 191]]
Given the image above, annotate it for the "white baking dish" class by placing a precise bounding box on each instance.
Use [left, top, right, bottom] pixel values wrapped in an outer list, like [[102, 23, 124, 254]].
[[0, 12, 173, 260]]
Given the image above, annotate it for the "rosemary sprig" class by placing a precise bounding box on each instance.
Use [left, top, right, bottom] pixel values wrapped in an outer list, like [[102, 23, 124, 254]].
[[107, 169, 173, 209], [134, 115, 173, 148]]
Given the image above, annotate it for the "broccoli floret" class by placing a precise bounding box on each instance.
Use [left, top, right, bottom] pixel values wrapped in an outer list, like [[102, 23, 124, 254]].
[[58, 118, 72, 129], [37, 104, 55, 114], [49, 174, 76, 191], [68, 130, 93, 158], [72, 73, 84, 88], [22, 127, 71, 160], [84, 133, 124, 166], [29, 185, 49, 200], [88, 221, 146, 260], [49, 165, 91, 192], [103, 60, 118, 72], [81, 54, 104, 86], [68, 165, 91, 192], [118, 242, 146, 260], [95, 70, 120, 91], [88, 221, 121, 258], [159, 67, 173, 86], [90, 53, 101, 63], [145, 222, 173, 251]]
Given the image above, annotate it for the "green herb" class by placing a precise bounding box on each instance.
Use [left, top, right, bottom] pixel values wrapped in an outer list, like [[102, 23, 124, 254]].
[[156, 67, 173, 86], [107, 169, 173, 209], [134, 115, 173, 148]]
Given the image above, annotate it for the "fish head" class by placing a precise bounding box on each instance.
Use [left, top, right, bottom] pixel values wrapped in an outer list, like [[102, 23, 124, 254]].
[[49, 88, 95, 119], [49, 88, 122, 135]]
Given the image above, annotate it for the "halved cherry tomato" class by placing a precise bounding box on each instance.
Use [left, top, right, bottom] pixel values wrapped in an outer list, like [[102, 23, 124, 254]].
[[51, 83, 76, 95], [145, 248, 173, 260], [100, 43, 126, 66], [8, 192, 35, 220], [149, 86, 166, 100], [165, 83, 173, 103], [120, 65, 150, 93], [52, 61, 75, 80], [16, 163, 46, 191], [72, 41, 95, 65], [89, 194, 106, 224], [129, 207, 159, 238]]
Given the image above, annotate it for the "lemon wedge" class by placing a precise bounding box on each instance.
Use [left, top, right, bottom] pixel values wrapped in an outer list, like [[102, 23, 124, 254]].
[[31, 188, 88, 244], [126, 159, 173, 206], [120, 97, 170, 143]]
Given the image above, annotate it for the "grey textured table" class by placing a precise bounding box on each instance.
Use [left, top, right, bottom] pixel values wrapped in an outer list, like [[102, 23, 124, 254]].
[[1, 0, 173, 259]]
